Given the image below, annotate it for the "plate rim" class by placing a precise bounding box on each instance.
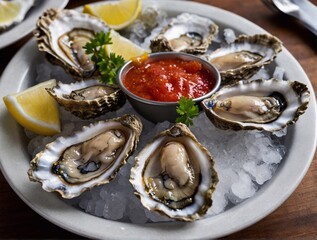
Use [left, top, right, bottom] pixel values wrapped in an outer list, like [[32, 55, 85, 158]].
[[0, 0, 69, 49], [0, 1, 316, 239]]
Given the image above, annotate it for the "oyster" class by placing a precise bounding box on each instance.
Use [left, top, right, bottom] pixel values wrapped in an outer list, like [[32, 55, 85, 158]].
[[201, 78, 310, 131], [28, 115, 142, 198], [46, 79, 126, 119], [203, 34, 282, 84], [150, 13, 218, 54], [130, 123, 218, 221], [0, 0, 34, 32], [34, 8, 109, 79]]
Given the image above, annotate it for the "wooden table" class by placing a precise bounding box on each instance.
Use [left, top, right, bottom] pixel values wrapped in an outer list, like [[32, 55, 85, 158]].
[[0, 0, 316, 238]]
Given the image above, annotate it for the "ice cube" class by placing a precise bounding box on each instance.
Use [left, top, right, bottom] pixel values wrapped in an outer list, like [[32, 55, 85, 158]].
[[243, 161, 273, 185], [230, 171, 257, 202], [223, 28, 236, 44]]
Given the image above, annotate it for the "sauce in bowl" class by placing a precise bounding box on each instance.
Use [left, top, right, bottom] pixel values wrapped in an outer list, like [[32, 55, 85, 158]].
[[117, 52, 220, 123], [122, 58, 217, 102]]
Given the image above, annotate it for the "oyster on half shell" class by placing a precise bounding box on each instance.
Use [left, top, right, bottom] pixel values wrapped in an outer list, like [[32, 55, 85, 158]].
[[201, 78, 310, 132], [150, 13, 218, 54], [28, 115, 142, 198], [130, 123, 218, 221], [34, 8, 109, 79], [203, 34, 282, 85], [46, 79, 126, 119]]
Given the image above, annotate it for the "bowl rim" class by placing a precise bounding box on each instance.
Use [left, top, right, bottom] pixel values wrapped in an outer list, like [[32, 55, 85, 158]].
[[117, 52, 221, 106]]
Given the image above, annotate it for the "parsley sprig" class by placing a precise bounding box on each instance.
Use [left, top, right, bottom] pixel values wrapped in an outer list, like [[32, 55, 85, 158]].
[[83, 31, 125, 85], [176, 97, 199, 126]]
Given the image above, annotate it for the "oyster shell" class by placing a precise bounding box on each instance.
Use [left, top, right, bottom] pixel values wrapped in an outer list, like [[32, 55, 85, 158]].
[[150, 13, 218, 54], [130, 123, 218, 221], [46, 79, 126, 119], [34, 8, 109, 79], [201, 78, 310, 131], [203, 34, 282, 84], [28, 114, 142, 198], [0, 0, 34, 32]]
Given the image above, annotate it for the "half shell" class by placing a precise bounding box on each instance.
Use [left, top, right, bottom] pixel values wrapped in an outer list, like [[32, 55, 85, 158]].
[[46, 79, 126, 119], [150, 13, 218, 54], [201, 78, 310, 131], [28, 114, 142, 198], [34, 8, 109, 79], [130, 123, 218, 221], [204, 34, 282, 85]]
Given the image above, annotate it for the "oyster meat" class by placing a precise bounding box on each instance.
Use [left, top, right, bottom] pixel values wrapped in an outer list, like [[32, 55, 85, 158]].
[[203, 34, 282, 84], [213, 95, 283, 123], [150, 13, 218, 54], [28, 115, 142, 198], [130, 123, 218, 221], [58, 28, 95, 75], [34, 8, 109, 79], [0, 0, 34, 32], [201, 78, 310, 131], [46, 79, 126, 119]]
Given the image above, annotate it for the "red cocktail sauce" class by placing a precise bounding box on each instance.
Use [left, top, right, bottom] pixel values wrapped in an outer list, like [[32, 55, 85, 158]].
[[123, 58, 216, 102]]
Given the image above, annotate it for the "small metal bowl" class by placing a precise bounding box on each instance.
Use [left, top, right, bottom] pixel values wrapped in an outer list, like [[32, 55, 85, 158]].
[[117, 52, 221, 123]]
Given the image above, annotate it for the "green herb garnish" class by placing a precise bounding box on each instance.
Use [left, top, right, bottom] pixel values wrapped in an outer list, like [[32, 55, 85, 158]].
[[176, 97, 199, 126], [83, 31, 125, 85]]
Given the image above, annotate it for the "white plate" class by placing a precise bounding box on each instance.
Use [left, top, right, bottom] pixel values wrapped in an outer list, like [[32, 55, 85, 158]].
[[0, 1, 316, 239], [0, 0, 69, 49]]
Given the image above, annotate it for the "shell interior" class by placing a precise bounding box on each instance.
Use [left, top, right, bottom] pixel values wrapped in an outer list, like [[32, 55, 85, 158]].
[[205, 34, 282, 84], [130, 123, 218, 221], [34, 9, 109, 79], [28, 115, 142, 198], [150, 13, 218, 54], [201, 78, 310, 131], [47, 79, 126, 119]]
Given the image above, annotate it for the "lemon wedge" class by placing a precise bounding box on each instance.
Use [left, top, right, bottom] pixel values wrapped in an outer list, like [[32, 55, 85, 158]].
[[3, 79, 61, 136], [0, 0, 34, 31], [83, 0, 142, 30], [105, 29, 148, 61]]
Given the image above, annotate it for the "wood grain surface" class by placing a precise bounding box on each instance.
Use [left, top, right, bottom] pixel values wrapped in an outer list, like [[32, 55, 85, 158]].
[[0, 0, 316, 238]]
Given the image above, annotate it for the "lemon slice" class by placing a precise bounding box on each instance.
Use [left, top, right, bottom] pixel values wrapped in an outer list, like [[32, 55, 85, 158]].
[[0, 1, 21, 30], [0, 0, 33, 31], [3, 79, 61, 136], [83, 0, 142, 30], [105, 29, 148, 61]]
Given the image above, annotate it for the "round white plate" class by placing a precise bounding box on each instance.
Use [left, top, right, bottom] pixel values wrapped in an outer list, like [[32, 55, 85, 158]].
[[0, 0, 69, 49], [0, 1, 316, 239]]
